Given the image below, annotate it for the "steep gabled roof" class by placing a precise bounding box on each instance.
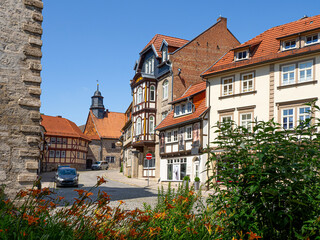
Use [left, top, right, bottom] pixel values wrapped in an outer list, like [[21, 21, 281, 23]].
[[202, 15, 320, 77], [155, 100, 208, 131], [85, 111, 125, 140], [141, 34, 188, 57], [170, 82, 206, 104], [41, 115, 90, 141], [156, 82, 207, 131]]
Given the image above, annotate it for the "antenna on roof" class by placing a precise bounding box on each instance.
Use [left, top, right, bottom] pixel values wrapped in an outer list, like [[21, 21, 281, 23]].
[[96, 80, 99, 90], [300, 15, 308, 20]]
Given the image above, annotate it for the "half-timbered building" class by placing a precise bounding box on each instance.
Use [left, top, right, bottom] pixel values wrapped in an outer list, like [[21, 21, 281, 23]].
[[40, 115, 90, 172], [155, 82, 209, 184], [130, 34, 188, 179]]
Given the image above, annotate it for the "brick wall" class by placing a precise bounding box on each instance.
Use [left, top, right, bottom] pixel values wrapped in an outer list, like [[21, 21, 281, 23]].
[[171, 17, 240, 100], [0, 0, 43, 197]]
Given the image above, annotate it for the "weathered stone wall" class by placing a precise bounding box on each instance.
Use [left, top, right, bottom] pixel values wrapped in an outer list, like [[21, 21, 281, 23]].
[[0, 0, 43, 197]]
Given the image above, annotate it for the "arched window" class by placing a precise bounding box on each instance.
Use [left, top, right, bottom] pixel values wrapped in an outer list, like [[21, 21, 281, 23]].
[[137, 88, 143, 104], [149, 116, 155, 134], [136, 118, 141, 135], [150, 85, 155, 101], [163, 80, 168, 99]]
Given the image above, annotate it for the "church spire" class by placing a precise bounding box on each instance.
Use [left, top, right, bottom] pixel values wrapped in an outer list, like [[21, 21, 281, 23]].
[[90, 82, 105, 118]]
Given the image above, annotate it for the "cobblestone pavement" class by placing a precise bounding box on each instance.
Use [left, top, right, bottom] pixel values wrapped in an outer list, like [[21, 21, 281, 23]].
[[40, 169, 213, 210]]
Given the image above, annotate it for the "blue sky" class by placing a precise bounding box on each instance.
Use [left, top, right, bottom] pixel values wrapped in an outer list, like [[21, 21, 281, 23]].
[[41, 0, 320, 126]]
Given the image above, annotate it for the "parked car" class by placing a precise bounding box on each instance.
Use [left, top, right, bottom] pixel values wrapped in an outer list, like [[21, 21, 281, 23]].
[[91, 161, 109, 170], [55, 167, 79, 187], [58, 165, 70, 170]]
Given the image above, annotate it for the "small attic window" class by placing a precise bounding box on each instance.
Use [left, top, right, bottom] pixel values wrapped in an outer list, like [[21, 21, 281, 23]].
[[283, 39, 296, 50], [162, 49, 167, 62], [305, 34, 319, 45], [235, 50, 249, 61]]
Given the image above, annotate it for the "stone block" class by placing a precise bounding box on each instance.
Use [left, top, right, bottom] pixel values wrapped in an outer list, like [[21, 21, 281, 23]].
[[21, 125, 41, 133], [18, 173, 37, 182], [22, 75, 42, 84], [0, 171, 6, 181], [26, 161, 38, 170], [29, 37, 42, 46], [24, 46, 42, 58], [32, 13, 43, 22], [30, 111, 41, 120], [23, 23, 43, 35], [27, 136, 39, 143], [28, 87, 41, 95], [29, 62, 42, 71], [19, 149, 39, 157], [18, 98, 41, 108], [23, 0, 43, 9]]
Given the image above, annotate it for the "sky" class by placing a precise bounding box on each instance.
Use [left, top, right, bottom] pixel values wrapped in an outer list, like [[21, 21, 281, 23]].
[[40, 0, 320, 126]]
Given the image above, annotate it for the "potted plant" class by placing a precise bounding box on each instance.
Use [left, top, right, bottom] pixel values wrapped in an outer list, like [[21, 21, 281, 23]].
[[194, 177, 200, 190], [183, 175, 190, 188]]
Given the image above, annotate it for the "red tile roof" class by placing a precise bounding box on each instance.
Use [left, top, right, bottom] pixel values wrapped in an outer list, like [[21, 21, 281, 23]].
[[202, 15, 320, 76], [141, 34, 188, 57], [170, 82, 206, 104], [156, 99, 208, 131], [41, 115, 90, 141], [86, 111, 125, 140]]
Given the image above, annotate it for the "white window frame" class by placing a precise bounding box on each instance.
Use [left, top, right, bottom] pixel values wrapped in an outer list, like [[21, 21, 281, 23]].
[[163, 80, 168, 100], [235, 50, 249, 61], [221, 115, 232, 123], [162, 50, 167, 62], [282, 108, 294, 130], [174, 105, 181, 116], [49, 150, 55, 158], [241, 72, 254, 93], [56, 150, 60, 158], [166, 131, 172, 143], [136, 118, 142, 135], [187, 102, 192, 113], [150, 85, 155, 101], [298, 106, 311, 126], [222, 77, 233, 96], [283, 39, 297, 50], [240, 113, 252, 131], [51, 137, 56, 144], [281, 64, 295, 85], [62, 138, 67, 144], [186, 126, 192, 140], [173, 130, 178, 142], [137, 88, 143, 104], [149, 116, 155, 134], [298, 61, 313, 83], [305, 34, 319, 46]]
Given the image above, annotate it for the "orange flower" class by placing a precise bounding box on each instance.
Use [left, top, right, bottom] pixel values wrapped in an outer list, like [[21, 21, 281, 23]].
[[3, 199, 10, 204], [86, 192, 93, 197], [166, 203, 175, 209], [154, 212, 166, 219], [129, 228, 138, 237], [0, 229, 3, 233], [57, 196, 64, 201], [247, 231, 262, 240], [74, 189, 86, 196], [17, 190, 28, 198], [118, 200, 124, 205], [205, 223, 212, 235], [97, 176, 107, 185]]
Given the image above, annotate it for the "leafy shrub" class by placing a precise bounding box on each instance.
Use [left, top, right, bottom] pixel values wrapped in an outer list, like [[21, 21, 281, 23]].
[[207, 103, 320, 239]]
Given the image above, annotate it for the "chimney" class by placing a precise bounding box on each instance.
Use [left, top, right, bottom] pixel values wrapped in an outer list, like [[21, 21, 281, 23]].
[[57, 115, 62, 118], [217, 16, 227, 27]]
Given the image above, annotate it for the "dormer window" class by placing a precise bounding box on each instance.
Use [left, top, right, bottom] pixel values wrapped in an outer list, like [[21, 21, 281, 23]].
[[306, 34, 319, 45], [144, 57, 154, 74], [283, 39, 296, 50], [235, 50, 249, 61], [174, 102, 193, 117], [162, 50, 167, 62]]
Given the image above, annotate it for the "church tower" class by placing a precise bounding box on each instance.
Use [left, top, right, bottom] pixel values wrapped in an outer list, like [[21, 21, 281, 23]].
[[90, 84, 105, 119]]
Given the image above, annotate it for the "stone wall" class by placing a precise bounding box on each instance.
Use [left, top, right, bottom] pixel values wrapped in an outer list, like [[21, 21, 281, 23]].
[[0, 0, 43, 197]]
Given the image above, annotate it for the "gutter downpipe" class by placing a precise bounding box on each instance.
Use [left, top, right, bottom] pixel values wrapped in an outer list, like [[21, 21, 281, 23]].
[[202, 77, 210, 191]]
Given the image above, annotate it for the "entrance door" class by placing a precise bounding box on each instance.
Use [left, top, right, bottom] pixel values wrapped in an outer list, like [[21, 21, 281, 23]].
[[173, 164, 180, 181]]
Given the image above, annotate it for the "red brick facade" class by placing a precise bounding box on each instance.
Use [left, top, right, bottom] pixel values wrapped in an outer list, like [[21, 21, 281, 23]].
[[171, 17, 240, 100]]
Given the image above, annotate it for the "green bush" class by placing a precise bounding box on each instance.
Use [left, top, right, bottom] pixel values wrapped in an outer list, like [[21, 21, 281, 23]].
[[194, 177, 200, 182], [207, 103, 320, 239]]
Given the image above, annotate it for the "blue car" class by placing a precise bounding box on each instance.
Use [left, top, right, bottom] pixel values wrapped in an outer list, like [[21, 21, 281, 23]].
[[55, 167, 79, 187]]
